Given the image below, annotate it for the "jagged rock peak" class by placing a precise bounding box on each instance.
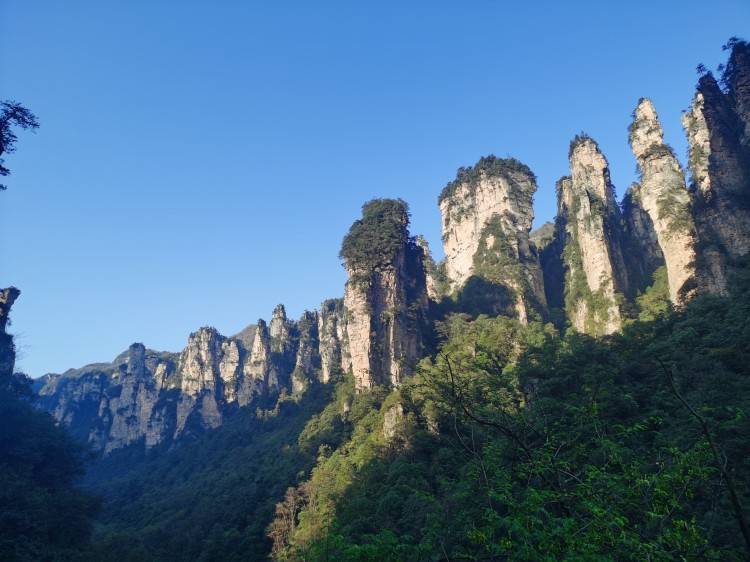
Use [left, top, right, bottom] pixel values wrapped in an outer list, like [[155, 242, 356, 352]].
[[0, 287, 20, 333], [414, 235, 444, 301], [725, 38, 750, 146], [621, 182, 664, 292], [439, 154, 546, 322], [125, 343, 147, 379], [270, 304, 287, 337], [562, 137, 630, 335], [682, 45, 750, 293], [178, 327, 225, 396], [0, 287, 20, 379], [341, 199, 428, 391], [318, 298, 349, 384], [292, 310, 320, 393], [629, 98, 697, 303]]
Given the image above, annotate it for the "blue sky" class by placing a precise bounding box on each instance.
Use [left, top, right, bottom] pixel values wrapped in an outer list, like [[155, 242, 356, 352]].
[[2, 1, 748, 376]]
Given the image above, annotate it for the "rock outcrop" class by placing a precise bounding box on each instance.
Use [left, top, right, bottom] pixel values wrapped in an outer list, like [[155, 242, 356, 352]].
[[558, 137, 629, 335], [37, 303, 350, 454], [726, 39, 750, 149], [292, 311, 320, 393], [34, 39, 750, 456], [0, 287, 20, 379], [629, 99, 697, 303], [318, 299, 349, 383], [621, 184, 664, 293], [439, 156, 546, 323], [415, 235, 445, 301], [683, 46, 750, 293], [341, 199, 429, 390]]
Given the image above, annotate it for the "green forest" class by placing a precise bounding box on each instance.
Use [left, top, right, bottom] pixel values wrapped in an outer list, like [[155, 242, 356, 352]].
[[4, 260, 749, 560]]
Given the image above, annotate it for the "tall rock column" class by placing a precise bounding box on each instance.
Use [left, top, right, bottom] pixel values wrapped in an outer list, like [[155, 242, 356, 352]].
[[560, 137, 629, 335], [0, 287, 20, 379], [239, 319, 276, 403], [175, 328, 225, 435], [341, 199, 428, 390], [727, 39, 750, 148], [621, 183, 664, 293], [439, 156, 546, 322], [629, 98, 697, 303], [291, 311, 320, 393], [683, 49, 750, 293], [317, 299, 347, 383]]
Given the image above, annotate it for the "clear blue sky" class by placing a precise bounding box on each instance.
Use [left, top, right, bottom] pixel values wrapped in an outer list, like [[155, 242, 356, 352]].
[[2, 1, 747, 376]]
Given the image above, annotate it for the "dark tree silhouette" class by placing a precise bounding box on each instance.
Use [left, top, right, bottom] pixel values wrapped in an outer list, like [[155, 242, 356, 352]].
[[0, 100, 39, 191]]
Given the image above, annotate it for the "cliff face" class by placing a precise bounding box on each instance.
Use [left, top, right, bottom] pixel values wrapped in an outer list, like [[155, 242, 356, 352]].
[[291, 310, 320, 394], [683, 48, 750, 293], [318, 298, 349, 384], [727, 40, 750, 149], [0, 287, 20, 379], [439, 156, 546, 322], [341, 199, 429, 390], [559, 138, 629, 335], [629, 99, 697, 303], [621, 183, 664, 293], [37, 302, 350, 454], [34, 39, 750, 456]]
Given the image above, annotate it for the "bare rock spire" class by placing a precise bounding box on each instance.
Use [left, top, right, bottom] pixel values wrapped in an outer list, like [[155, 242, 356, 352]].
[[629, 98, 697, 303]]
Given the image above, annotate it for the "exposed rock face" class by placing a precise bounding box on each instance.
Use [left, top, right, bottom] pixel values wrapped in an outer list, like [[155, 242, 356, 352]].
[[0, 287, 20, 379], [439, 156, 546, 322], [292, 311, 320, 393], [415, 235, 444, 301], [382, 402, 404, 441], [37, 304, 344, 454], [534, 221, 565, 317], [621, 183, 664, 293], [629, 99, 697, 303], [341, 199, 429, 390], [318, 299, 349, 383], [240, 319, 277, 401], [727, 40, 750, 148], [559, 138, 629, 335], [683, 54, 750, 293]]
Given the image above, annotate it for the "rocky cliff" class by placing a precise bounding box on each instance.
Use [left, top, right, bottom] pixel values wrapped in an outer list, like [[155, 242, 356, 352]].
[[340, 199, 429, 390], [0, 287, 20, 379], [37, 303, 349, 453], [318, 298, 350, 383], [557, 137, 629, 335], [682, 43, 750, 293], [629, 98, 698, 303], [439, 156, 546, 323], [621, 183, 664, 293], [34, 38, 750, 456]]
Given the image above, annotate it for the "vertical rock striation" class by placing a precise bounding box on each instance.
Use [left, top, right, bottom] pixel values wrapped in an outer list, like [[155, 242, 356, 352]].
[[559, 137, 629, 335], [629, 99, 697, 303], [683, 45, 750, 292], [0, 287, 20, 379], [621, 183, 664, 293], [292, 311, 320, 393], [317, 299, 349, 383], [341, 199, 429, 390], [37, 300, 343, 454], [439, 156, 546, 322]]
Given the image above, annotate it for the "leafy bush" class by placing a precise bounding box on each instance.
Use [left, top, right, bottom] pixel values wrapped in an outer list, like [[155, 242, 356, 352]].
[[439, 155, 535, 205], [339, 199, 410, 273], [0, 374, 98, 560]]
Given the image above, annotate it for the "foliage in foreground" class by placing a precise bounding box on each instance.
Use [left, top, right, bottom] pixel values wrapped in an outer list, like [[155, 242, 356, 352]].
[[0, 373, 98, 561], [272, 265, 750, 561]]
